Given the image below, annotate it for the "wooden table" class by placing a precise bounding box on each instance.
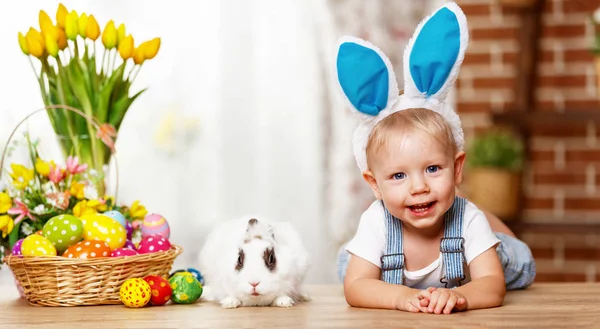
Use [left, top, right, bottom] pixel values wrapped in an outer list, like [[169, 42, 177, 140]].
[[1, 283, 599, 328]]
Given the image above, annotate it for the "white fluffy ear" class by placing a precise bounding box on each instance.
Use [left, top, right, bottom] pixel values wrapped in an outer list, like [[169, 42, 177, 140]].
[[402, 2, 468, 102], [335, 36, 399, 122]]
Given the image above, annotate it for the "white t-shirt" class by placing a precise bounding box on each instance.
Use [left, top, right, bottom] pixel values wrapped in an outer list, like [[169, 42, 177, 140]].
[[345, 199, 500, 289]]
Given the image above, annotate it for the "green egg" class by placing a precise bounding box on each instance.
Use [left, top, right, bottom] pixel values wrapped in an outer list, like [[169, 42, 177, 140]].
[[169, 272, 202, 304], [42, 214, 83, 253]]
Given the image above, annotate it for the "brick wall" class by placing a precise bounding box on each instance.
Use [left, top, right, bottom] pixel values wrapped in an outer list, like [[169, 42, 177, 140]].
[[457, 0, 600, 282]]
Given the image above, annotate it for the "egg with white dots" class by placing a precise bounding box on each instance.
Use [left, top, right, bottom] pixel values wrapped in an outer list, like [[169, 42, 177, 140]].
[[21, 235, 57, 257], [42, 214, 83, 252], [81, 213, 126, 250]]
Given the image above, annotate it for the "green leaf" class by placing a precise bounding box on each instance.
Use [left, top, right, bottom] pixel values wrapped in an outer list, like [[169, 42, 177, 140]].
[[8, 221, 22, 249], [96, 62, 126, 123], [110, 88, 146, 129]]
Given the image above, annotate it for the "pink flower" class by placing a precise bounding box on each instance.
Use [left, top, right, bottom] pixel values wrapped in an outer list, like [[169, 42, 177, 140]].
[[48, 164, 65, 184], [7, 199, 36, 225], [66, 156, 87, 174], [97, 123, 117, 150]]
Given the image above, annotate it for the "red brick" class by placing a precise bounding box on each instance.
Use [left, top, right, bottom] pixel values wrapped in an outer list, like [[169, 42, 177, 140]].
[[525, 196, 600, 210], [531, 150, 600, 162], [541, 24, 587, 39], [544, 0, 600, 14], [472, 27, 519, 40], [457, 102, 492, 113], [530, 247, 554, 259], [461, 3, 491, 16], [537, 75, 588, 88], [529, 124, 589, 137], [532, 172, 587, 185], [564, 248, 600, 260], [473, 77, 516, 89], [535, 100, 600, 112], [540, 49, 597, 63]]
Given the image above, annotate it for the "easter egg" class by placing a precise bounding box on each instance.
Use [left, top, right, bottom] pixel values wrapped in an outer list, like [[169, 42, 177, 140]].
[[126, 221, 133, 240], [42, 214, 83, 252], [120, 278, 151, 308], [124, 240, 137, 251], [111, 248, 138, 257], [63, 240, 111, 259], [81, 213, 126, 250], [170, 268, 204, 285], [103, 210, 126, 227], [169, 272, 202, 304], [141, 214, 170, 239], [21, 235, 57, 257], [137, 235, 171, 254], [11, 238, 24, 257], [144, 275, 172, 306]]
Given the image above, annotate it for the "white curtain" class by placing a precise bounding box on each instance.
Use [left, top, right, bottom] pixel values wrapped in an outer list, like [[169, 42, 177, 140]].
[[0, 0, 336, 285]]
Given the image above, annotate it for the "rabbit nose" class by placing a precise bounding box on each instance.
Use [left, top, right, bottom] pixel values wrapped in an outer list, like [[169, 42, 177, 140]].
[[249, 282, 260, 287]]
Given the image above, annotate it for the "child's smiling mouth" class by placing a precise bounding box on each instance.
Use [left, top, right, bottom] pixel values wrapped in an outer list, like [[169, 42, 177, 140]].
[[407, 201, 436, 216]]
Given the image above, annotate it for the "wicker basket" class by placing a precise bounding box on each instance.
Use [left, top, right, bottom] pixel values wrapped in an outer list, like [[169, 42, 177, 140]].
[[1, 105, 183, 306], [5, 245, 182, 306]]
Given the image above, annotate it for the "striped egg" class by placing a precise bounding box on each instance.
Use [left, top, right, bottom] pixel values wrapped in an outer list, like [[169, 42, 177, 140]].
[[141, 214, 170, 239]]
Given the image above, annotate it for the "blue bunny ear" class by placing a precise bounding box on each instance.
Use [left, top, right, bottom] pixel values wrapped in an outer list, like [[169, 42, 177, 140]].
[[335, 36, 399, 118], [402, 2, 468, 101]]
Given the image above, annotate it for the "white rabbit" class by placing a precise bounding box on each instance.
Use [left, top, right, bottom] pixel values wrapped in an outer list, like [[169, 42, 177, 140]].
[[198, 216, 310, 308]]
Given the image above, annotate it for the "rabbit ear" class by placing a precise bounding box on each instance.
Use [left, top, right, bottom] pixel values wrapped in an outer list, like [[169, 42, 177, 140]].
[[402, 2, 468, 101], [335, 36, 399, 119]]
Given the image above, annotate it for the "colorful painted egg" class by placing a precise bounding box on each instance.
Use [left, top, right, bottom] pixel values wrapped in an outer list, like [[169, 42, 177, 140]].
[[169, 272, 202, 304], [111, 248, 138, 257], [21, 235, 57, 257], [141, 214, 170, 239], [63, 240, 111, 259], [137, 235, 171, 254], [144, 275, 172, 306], [120, 278, 151, 308], [124, 240, 137, 250], [81, 213, 126, 250], [103, 210, 127, 227], [42, 214, 83, 252], [170, 268, 204, 285], [11, 238, 24, 257]]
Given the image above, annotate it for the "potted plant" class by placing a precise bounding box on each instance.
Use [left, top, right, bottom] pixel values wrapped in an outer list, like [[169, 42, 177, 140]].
[[464, 129, 525, 220]]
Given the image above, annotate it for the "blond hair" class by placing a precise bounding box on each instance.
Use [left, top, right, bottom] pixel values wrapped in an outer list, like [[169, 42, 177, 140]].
[[365, 108, 457, 169]]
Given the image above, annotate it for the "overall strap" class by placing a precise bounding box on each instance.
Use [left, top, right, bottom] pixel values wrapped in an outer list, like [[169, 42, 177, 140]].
[[440, 196, 467, 287], [380, 201, 404, 285]]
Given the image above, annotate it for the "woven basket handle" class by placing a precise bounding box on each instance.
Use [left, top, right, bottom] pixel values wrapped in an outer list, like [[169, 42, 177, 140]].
[[0, 105, 119, 201]]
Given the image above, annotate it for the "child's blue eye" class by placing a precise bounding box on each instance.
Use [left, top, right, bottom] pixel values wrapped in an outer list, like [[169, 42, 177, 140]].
[[393, 173, 406, 180], [426, 166, 440, 173]]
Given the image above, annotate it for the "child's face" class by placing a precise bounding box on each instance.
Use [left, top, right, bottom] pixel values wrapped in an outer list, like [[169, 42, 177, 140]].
[[364, 131, 465, 232]]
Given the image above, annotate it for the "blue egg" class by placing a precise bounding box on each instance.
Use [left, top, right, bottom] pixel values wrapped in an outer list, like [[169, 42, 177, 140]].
[[187, 268, 204, 285], [103, 210, 127, 228]]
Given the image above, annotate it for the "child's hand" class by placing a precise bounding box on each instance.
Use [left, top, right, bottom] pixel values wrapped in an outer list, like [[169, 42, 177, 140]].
[[422, 287, 468, 314], [395, 289, 432, 313]]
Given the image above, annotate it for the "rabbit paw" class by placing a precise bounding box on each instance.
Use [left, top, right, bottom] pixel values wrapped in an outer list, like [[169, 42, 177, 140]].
[[220, 296, 242, 309], [272, 295, 294, 307]]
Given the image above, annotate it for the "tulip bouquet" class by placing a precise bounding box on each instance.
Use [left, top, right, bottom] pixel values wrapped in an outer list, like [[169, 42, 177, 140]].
[[0, 133, 149, 267], [18, 3, 161, 195]]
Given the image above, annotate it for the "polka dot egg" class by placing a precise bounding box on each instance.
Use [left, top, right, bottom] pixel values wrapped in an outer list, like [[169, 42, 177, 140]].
[[120, 278, 151, 308], [169, 272, 202, 304], [103, 210, 127, 228], [11, 238, 24, 257], [144, 275, 172, 306], [141, 214, 170, 239], [63, 240, 111, 259], [21, 235, 57, 257], [111, 247, 138, 257], [81, 213, 126, 250], [42, 214, 83, 253], [137, 235, 171, 254]]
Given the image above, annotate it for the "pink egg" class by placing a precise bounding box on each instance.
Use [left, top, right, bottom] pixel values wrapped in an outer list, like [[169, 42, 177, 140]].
[[137, 235, 172, 254], [111, 247, 139, 257], [141, 214, 170, 239]]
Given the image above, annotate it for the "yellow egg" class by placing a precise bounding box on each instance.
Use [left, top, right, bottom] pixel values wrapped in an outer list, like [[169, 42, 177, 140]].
[[120, 278, 151, 308], [81, 213, 126, 250], [21, 235, 57, 257]]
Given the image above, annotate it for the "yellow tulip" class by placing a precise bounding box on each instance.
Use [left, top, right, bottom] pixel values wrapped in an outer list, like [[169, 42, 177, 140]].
[[0, 192, 11, 213], [78, 13, 89, 38], [18, 32, 29, 55], [144, 38, 161, 60], [39, 10, 54, 34], [35, 158, 52, 177], [128, 200, 147, 219], [87, 199, 107, 212], [73, 200, 97, 218], [133, 44, 145, 65], [70, 181, 85, 200], [116, 23, 126, 46], [65, 10, 79, 41], [118, 34, 134, 60], [10, 163, 34, 190], [86, 15, 100, 41], [45, 31, 59, 57], [57, 28, 67, 50], [25, 28, 45, 59], [0, 215, 14, 238], [102, 20, 117, 49], [56, 3, 68, 29]]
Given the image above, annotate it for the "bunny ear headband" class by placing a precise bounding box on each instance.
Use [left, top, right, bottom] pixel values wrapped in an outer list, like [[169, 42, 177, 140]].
[[335, 2, 468, 173]]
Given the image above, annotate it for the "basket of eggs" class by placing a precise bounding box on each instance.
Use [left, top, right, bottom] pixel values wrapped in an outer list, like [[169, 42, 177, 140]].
[[1, 106, 182, 306]]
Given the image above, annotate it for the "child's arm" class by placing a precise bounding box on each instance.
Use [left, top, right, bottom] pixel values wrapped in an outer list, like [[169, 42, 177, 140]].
[[344, 253, 432, 312]]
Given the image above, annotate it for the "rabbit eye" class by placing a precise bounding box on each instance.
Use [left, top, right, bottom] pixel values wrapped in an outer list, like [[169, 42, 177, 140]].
[[236, 249, 245, 271], [263, 248, 276, 271]]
